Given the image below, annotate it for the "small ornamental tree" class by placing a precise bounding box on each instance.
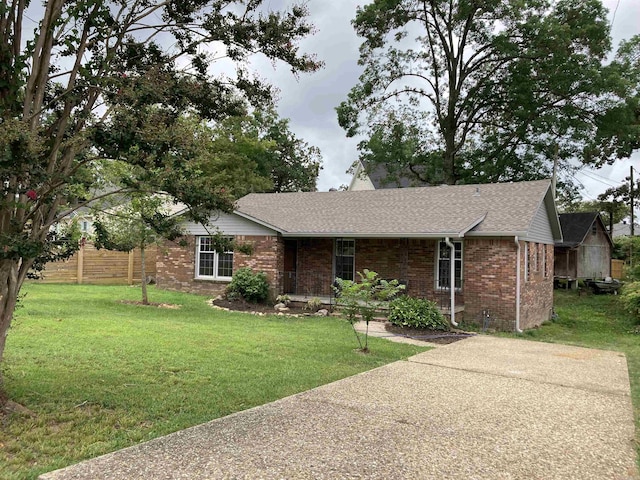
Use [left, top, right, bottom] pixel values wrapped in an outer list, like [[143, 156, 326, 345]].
[[333, 270, 405, 352], [93, 194, 181, 305]]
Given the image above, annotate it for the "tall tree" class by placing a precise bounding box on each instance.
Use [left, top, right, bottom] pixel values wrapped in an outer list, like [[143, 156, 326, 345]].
[[0, 0, 320, 380], [337, 0, 620, 187], [208, 109, 322, 195], [560, 199, 628, 233]]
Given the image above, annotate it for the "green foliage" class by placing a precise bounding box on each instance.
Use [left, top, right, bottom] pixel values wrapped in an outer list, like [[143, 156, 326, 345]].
[[388, 296, 449, 331], [612, 237, 640, 281], [620, 282, 640, 322], [305, 297, 322, 311], [338, 0, 630, 192], [0, 0, 322, 368], [559, 200, 627, 227], [333, 270, 405, 351], [227, 268, 270, 303], [275, 294, 291, 306]]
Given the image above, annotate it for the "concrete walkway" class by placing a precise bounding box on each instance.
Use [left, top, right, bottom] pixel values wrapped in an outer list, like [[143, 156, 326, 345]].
[[41, 336, 638, 480]]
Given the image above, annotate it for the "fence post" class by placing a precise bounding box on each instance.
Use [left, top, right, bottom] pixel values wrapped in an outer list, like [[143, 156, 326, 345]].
[[77, 244, 84, 284], [128, 250, 134, 285]]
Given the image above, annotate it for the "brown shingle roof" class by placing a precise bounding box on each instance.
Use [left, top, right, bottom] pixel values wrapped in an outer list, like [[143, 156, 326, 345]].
[[235, 180, 556, 238]]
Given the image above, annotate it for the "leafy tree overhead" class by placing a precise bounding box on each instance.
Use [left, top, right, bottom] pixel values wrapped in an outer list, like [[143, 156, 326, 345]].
[[560, 199, 628, 233], [208, 109, 322, 195], [337, 0, 627, 189], [587, 34, 640, 163], [0, 0, 320, 381]]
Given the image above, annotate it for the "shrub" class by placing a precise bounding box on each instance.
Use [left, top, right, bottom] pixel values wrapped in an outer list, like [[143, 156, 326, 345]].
[[305, 297, 322, 311], [227, 267, 269, 303], [388, 296, 449, 331], [275, 294, 291, 306], [333, 270, 405, 352], [620, 281, 640, 322]]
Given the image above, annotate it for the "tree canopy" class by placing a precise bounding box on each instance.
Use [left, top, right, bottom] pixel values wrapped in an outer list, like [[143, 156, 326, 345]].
[[337, 0, 632, 189], [0, 0, 320, 373]]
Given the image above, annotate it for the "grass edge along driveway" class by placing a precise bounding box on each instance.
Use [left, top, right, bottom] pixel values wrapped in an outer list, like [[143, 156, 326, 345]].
[[1, 284, 429, 480]]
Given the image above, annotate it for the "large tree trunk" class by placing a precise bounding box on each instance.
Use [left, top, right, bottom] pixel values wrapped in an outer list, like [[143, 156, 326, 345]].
[[0, 258, 33, 393]]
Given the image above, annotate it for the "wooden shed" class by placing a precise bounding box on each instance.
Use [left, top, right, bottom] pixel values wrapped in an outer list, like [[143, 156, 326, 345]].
[[554, 212, 613, 286]]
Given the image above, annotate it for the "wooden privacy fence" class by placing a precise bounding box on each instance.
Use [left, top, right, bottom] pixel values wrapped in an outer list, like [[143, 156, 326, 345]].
[[611, 259, 624, 279], [34, 242, 157, 285]]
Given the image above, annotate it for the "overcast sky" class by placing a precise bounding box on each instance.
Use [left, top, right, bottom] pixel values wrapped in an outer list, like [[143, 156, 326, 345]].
[[254, 0, 640, 199]]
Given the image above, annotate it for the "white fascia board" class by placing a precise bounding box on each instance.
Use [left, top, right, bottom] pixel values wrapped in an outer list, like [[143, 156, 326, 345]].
[[233, 210, 283, 234], [279, 232, 465, 238]]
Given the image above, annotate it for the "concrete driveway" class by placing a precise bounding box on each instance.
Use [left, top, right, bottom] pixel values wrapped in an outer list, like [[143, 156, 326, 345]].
[[41, 336, 638, 480]]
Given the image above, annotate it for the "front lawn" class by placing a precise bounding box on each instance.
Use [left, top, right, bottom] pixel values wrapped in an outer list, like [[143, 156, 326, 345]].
[[1, 284, 428, 480], [506, 290, 640, 469]]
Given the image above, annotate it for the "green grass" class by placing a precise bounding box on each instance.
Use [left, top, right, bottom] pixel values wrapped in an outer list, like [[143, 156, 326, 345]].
[[501, 290, 640, 469], [1, 284, 428, 480]]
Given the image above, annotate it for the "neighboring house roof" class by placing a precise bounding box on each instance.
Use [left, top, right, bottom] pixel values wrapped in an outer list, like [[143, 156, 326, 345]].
[[557, 212, 612, 248], [348, 161, 430, 191], [612, 221, 639, 238], [234, 180, 561, 241]]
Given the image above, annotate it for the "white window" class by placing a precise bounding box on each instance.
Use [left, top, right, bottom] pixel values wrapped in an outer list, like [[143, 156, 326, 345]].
[[437, 241, 462, 290], [195, 236, 233, 280], [335, 239, 355, 281]]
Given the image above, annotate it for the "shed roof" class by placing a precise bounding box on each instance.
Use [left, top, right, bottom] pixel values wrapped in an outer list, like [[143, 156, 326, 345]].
[[235, 180, 561, 240], [557, 212, 612, 248]]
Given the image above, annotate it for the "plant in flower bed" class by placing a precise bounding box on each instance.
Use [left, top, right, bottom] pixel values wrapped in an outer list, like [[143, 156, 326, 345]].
[[334, 270, 405, 352], [388, 296, 449, 331], [226, 268, 270, 303]]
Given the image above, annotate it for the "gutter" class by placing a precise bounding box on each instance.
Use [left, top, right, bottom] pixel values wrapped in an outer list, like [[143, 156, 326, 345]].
[[444, 237, 458, 327], [514, 236, 523, 333]]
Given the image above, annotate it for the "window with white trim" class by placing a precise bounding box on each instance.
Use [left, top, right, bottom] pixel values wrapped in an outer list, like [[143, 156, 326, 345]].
[[195, 236, 234, 280], [437, 241, 462, 290], [335, 239, 355, 282]]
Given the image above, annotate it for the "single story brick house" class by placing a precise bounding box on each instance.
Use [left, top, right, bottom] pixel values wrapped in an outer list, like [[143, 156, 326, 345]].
[[157, 180, 562, 331]]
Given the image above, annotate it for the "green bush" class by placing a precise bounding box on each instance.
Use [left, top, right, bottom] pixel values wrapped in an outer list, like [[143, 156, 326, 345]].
[[620, 281, 640, 322], [227, 267, 269, 303], [388, 296, 449, 330]]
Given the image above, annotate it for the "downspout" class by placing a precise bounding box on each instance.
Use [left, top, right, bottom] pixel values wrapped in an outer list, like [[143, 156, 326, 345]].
[[445, 237, 458, 327], [514, 236, 523, 333]]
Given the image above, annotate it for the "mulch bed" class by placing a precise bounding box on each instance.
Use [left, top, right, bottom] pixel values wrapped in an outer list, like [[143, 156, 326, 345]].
[[384, 324, 474, 344], [209, 299, 474, 344]]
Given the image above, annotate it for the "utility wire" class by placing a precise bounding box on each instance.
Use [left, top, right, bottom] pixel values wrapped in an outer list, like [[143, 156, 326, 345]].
[[610, 0, 622, 28]]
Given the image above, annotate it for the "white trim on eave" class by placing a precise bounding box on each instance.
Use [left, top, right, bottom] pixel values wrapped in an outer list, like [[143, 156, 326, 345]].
[[232, 211, 284, 234]]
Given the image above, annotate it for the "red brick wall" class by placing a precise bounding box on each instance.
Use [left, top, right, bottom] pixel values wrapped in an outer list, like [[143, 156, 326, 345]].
[[520, 242, 554, 330], [464, 239, 517, 330], [356, 239, 408, 280], [156, 235, 282, 298], [295, 238, 334, 295]]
